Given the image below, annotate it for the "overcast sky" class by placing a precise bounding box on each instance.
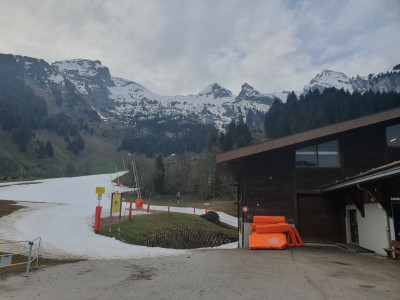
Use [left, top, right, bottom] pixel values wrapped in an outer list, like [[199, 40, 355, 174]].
[[0, 0, 399, 95]]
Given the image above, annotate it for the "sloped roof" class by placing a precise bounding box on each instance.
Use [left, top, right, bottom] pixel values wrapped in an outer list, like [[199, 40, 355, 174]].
[[216, 108, 400, 164], [322, 160, 400, 192]]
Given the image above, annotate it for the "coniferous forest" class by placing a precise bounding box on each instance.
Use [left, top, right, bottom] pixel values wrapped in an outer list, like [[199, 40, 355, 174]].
[[264, 88, 400, 139]]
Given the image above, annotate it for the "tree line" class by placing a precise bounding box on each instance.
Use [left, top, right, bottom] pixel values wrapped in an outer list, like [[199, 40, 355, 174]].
[[264, 88, 400, 139]]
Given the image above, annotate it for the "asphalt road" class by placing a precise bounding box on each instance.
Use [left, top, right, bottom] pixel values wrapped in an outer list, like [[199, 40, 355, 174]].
[[1, 244, 399, 300]]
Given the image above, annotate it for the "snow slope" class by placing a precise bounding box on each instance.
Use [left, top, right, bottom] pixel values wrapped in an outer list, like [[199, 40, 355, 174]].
[[0, 173, 236, 259]]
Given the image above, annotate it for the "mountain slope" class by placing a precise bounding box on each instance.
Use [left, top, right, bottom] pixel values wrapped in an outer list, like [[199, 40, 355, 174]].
[[304, 66, 400, 94]]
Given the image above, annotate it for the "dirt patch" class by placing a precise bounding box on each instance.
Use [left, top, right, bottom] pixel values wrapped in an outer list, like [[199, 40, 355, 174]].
[[0, 252, 84, 279], [0, 182, 41, 188], [0, 200, 25, 218]]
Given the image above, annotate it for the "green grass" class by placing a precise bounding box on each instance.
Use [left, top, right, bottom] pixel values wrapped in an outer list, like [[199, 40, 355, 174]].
[[0, 127, 126, 180], [100, 212, 237, 245], [120, 191, 238, 217]]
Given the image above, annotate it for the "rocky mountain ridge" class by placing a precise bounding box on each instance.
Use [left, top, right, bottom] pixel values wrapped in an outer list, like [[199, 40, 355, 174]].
[[304, 66, 400, 94], [3, 54, 400, 132]]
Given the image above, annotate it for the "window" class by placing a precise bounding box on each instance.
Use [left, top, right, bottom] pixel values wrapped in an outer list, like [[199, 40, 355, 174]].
[[295, 145, 317, 166], [386, 124, 400, 147], [296, 140, 339, 167]]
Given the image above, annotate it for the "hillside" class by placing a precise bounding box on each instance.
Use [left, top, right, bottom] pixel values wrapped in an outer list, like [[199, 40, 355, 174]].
[[1, 53, 400, 179]]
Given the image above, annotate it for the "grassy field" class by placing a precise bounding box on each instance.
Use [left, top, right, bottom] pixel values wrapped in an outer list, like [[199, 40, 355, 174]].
[[121, 193, 238, 217], [100, 212, 237, 246]]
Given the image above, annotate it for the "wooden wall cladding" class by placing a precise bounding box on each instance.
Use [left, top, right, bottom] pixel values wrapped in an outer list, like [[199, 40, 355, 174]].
[[341, 126, 386, 176], [297, 194, 345, 243], [243, 149, 295, 219]]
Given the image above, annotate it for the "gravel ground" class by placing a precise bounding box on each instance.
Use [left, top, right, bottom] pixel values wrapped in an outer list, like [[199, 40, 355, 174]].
[[1, 244, 399, 300]]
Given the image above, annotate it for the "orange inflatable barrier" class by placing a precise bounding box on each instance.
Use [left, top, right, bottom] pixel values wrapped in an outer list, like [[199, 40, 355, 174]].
[[253, 216, 285, 224], [255, 223, 290, 234], [249, 233, 288, 250], [287, 228, 295, 247], [135, 199, 143, 209], [292, 227, 303, 247]]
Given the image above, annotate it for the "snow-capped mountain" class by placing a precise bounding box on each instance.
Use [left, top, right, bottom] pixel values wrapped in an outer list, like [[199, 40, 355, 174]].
[[11, 56, 271, 130], [3, 54, 400, 133], [304, 65, 400, 94]]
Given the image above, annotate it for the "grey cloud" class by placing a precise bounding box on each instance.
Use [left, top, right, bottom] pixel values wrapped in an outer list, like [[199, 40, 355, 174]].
[[0, 0, 399, 95]]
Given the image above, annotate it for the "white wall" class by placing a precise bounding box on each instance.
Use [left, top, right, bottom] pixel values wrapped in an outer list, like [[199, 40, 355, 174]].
[[239, 222, 252, 248], [345, 203, 394, 255]]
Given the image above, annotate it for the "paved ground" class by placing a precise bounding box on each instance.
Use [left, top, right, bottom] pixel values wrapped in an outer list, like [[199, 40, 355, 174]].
[[1, 244, 399, 300]]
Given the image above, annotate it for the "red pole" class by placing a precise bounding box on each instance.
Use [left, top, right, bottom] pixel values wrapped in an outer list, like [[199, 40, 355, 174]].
[[129, 202, 133, 219], [147, 199, 151, 213], [205, 206, 208, 214], [94, 206, 102, 233]]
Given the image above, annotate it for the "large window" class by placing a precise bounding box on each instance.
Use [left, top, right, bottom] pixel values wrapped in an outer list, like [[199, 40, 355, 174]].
[[296, 140, 340, 167], [386, 124, 400, 147]]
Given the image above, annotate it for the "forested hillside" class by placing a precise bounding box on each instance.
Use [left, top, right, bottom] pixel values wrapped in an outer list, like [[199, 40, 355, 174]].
[[119, 116, 219, 156], [264, 88, 400, 139]]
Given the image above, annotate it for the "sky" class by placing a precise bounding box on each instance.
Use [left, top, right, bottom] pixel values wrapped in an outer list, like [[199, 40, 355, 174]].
[[0, 0, 399, 96]]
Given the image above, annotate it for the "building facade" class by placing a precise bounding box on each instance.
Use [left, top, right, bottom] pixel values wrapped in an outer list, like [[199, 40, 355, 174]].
[[216, 108, 400, 254]]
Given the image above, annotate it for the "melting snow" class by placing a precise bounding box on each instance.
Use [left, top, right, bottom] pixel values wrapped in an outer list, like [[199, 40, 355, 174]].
[[0, 173, 237, 259]]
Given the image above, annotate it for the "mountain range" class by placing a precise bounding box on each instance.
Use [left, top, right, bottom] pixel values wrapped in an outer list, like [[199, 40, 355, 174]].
[[3, 54, 400, 132]]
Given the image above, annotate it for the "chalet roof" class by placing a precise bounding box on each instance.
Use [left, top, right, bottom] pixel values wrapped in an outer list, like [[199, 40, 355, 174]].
[[322, 160, 400, 192], [216, 107, 400, 164]]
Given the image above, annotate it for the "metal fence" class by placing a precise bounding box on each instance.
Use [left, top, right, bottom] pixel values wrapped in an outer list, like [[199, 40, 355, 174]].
[[0, 237, 41, 276]]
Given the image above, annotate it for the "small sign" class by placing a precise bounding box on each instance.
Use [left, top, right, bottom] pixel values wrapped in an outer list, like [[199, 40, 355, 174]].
[[96, 187, 105, 195], [242, 206, 249, 213], [112, 193, 122, 213]]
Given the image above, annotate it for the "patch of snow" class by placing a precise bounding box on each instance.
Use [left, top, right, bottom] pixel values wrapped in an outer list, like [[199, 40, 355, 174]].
[[0, 173, 237, 259], [91, 106, 108, 121], [48, 74, 64, 84]]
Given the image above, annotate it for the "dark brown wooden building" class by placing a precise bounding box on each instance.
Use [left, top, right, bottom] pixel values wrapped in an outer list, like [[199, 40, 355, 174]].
[[216, 108, 400, 253]]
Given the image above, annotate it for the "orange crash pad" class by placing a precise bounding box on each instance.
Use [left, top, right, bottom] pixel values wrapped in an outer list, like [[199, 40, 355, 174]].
[[249, 233, 288, 250], [253, 216, 285, 224], [255, 223, 290, 234]]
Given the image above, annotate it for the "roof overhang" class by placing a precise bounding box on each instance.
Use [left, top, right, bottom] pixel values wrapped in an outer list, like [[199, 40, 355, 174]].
[[322, 162, 400, 193]]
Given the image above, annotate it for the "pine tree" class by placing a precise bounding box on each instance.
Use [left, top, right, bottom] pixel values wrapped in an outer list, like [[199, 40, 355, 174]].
[[38, 142, 45, 159], [154, 154, 166, 194], [45, 140, 54, 157]]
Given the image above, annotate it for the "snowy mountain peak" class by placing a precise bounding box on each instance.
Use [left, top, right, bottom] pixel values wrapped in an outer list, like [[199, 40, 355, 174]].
[[51, 59, 114, 100], [235, 83, 274, 105], [304, 70, 355, 93], [53, 59, 106, 77], [199, 83, 233, 99], [238, 83, 259, 98], [304, 65, 400, 94]]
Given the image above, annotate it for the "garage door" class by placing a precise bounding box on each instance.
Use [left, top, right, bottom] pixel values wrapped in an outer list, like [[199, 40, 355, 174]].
[[297, 194, 345, 243]]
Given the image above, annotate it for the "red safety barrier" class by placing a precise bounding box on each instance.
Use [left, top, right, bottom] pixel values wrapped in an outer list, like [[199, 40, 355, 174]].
[[94, 206, 102, 233]]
